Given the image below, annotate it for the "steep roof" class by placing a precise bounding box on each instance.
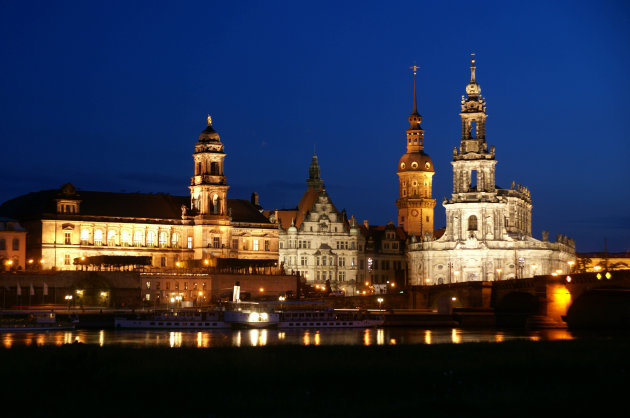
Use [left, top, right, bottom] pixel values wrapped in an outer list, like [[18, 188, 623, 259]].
[[274, 188, 320, 230], [0, 188, 271, 224]]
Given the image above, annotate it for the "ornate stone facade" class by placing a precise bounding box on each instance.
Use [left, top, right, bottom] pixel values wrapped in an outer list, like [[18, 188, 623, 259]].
[[407, 58, 575, 285]]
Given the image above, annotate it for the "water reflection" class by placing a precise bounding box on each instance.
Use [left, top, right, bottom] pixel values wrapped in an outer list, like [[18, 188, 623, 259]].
[[0, 327, 582, 348]]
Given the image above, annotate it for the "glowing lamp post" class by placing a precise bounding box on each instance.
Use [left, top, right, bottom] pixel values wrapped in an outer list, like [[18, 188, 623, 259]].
[[65, 295, 73, 310], [377, 297, 383, 310]]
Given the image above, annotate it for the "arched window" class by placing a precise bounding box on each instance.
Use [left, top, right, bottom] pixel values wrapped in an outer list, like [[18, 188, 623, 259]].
[[159, 232, 168, 248], [147, 231, 156, 247], [212, 194, 219, 214], [210, 162, 219, 175], [468, 215, 478, 231], [171, 233, 180, 248], [133, 231, 143, 246], [94, 230, 103, 245], [80, 229, 89, 244], [121, 230, 130, 246]]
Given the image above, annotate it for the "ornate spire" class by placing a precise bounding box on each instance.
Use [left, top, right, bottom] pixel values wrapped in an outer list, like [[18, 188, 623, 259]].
[[207, 114, 212, 126], [406, 64, 424, 151], [410, 64, 420, 115], [465, 53, 482, 99], [306, 153, 324, 191]]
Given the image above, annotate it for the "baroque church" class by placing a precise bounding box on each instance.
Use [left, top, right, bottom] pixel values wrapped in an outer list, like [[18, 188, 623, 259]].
[[0, 117, 278, 271], [405, 57, 575, 285]]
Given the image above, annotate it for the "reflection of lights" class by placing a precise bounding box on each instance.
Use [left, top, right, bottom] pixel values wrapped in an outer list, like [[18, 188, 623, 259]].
[[314, 331, 320, 346], [389, 338, 397, 345], [303, 331, 310, 346], [451, 329, 461, 344], [424, 330, 432, 345], [278, 331, 286, 340], [233, 331, 242, 347], [169, 332, 182, 348], [99, 330, 105, 347], [495, 332, 504, 343], [363, 329, 371, 346], [377, 329, 384, 345]]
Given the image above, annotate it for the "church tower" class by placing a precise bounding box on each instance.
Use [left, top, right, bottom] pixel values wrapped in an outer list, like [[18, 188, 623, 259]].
[[396, 66, 436, 238], [451, 55, 496, 199], [189, 115, 229, 220]]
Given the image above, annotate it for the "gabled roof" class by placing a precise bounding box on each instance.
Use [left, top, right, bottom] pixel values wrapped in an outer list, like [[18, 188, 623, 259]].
[[274, 188, 320, 230]]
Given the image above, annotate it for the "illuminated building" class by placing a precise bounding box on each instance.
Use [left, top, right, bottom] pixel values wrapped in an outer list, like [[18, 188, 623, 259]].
[[396, 65, 436, 238], [0, 117, 278, 271], [270, 154, 362, 295], [0, 218, 26, 270], [407, 57, 575, 284]]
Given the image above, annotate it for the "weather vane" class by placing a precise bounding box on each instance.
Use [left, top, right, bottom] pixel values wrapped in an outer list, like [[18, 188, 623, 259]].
[[410, 63, 420, 76]]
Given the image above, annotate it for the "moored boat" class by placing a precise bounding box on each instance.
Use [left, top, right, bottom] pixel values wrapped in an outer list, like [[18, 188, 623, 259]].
[[222, 302, 279, 329], [114, 309, 229, 330], [0, 311, 76, 332], [278, 309, 384, 329]]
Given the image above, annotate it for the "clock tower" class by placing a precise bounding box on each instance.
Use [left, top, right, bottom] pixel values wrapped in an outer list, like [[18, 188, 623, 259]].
[[396, 66, 436, 239]]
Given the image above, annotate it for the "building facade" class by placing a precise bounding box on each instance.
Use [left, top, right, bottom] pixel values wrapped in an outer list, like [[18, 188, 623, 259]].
[[0, 117, 279, 271], [272, 155, 363, 295], [407, 58, 575, 285], [0, 217, 27, 270]]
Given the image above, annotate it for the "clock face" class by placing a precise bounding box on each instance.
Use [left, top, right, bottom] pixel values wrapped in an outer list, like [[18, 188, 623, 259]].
[[411, 210, 418, 216]]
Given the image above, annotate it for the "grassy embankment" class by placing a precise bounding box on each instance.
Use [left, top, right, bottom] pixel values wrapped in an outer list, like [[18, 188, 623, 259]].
[[1, 338, 628, 417]]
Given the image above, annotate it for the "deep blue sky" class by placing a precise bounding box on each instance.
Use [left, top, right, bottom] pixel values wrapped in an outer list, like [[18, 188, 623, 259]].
[[1, 0, 629, 253]]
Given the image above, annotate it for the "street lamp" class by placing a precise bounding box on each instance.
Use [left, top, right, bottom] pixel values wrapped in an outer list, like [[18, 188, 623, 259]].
[[377, 297, 383, 310], [65, 295, 73, 310]]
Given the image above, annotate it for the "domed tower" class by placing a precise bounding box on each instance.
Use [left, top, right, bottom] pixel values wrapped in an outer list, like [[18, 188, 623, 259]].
[[396, 65, 436, 238], [189, 115, 229, 219]]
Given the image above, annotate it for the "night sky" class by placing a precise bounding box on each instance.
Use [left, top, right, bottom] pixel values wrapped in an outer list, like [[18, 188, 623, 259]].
[[1, 1, 628, 253]]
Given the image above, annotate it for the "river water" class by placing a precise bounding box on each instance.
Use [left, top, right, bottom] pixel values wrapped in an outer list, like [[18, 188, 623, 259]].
[[0, 327, 577, 348]]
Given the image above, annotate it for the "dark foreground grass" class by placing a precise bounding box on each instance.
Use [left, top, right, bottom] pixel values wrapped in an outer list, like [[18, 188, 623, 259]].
[[1, 338, 628, 417]]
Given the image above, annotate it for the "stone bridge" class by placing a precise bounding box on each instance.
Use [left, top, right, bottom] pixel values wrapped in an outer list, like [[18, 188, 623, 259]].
[[408, 270, 630, 327]]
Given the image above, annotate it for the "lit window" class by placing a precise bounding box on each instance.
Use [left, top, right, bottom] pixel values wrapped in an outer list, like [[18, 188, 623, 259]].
[[133, 231, 143, 246], [147, 231, 156, 247], [232, 239, 238, 250], [213, 237, 220, 248], [121, 230, 130, 246], [187, 237, 193, 249], [80, 229, 89, 244], [159, 232, 168, 248], [94, 230, 103, 245], [171, 233, 180, 248], [64, 232, 72, 245], [64, 254, 71, 265], [107, 230, 116, 245], [253, 239, 259, 251]]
